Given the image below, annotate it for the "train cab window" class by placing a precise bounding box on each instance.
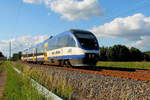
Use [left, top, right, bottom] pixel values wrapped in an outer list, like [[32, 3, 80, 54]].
[[74, 33, 95, 39], [73, 31, 99, 50]]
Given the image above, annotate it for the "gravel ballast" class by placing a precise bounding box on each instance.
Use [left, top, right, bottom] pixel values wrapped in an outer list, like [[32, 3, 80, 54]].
[[25, 64, 150, 100]]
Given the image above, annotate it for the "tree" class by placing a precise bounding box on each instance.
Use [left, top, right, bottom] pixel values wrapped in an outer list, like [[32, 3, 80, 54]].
[[99, 47, 108, 61], [0, 52, 6, 61], [11, 52, 22, 61], [0, 52, 4, 57], [130, 47, 143, 61], [99, 45, 149, 61], [143, 51, 150, 61], [106, 45, 130, 61]]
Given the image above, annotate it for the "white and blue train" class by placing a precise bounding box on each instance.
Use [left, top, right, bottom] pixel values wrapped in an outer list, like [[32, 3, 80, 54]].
[[21, 29, 100, 66]]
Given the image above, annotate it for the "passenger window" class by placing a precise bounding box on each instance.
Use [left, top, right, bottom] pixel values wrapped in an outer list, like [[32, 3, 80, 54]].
[[48, 38, 55, 50], [68, 37, 76, 47], [63, 36, 69, 47], [60, 35, 76, 47], [47, 35, 76, 49], [57, 37, 64, 48]]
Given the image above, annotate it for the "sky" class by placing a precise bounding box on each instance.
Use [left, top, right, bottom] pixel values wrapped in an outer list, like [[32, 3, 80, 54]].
[[0, 0, 150, 57]]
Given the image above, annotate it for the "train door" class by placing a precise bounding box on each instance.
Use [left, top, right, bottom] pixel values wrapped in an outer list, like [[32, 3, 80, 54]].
[[44, 42, 49, 61]]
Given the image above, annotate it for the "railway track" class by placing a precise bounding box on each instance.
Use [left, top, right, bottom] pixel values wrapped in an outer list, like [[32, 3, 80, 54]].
[[22, 62, 150, 81]]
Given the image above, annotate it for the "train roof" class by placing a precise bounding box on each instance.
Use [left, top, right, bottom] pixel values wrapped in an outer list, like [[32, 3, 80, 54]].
[[22, 29, 92, 51], [70, 29, 92, 34]]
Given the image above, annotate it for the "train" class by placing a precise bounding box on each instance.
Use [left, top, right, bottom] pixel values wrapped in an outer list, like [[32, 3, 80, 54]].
[[21, 29, 100, 66]]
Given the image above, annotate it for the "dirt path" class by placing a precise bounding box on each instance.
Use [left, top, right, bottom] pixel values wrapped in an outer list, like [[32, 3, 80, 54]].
[[0, 70, 7, 100]]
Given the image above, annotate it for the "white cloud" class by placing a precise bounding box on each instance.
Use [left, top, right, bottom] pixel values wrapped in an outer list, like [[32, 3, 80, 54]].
[[23, 0, 104, 21], [91, 13, 150, 50], [23, 0, 42, 4], [91, 13, 150, 40], [129, 36, 150, 51], [0, 35, 48, 57]]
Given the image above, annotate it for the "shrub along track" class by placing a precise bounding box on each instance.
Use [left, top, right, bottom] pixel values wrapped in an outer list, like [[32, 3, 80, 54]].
[[22, 62, 150, 81]]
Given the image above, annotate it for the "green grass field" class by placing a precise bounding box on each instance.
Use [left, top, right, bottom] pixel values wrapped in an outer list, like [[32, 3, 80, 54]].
[[97, 61, 150, 69], [3, 62, 46, 100]]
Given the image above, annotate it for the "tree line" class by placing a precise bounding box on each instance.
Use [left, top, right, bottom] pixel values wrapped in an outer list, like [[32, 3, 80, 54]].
[[0, 52, 6, 61], [0, 52, 4, 57], [0, 51, 21, 61], [99, 45, 150, 61]]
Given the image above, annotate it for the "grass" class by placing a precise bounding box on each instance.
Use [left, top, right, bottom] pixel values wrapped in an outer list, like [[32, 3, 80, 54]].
[[0, 66, 3, 73], [14, 62, 73, 100], [0, 61, 4, 73], [97, 61, 150, 69], [3, 62, 46, 100], [27, 68, 73, 100]]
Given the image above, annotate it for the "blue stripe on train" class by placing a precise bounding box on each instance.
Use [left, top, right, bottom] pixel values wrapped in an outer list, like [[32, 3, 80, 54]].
[[48, 55, 85, 60], [29, 55, 85, 61], [37, 58, 44, 61]]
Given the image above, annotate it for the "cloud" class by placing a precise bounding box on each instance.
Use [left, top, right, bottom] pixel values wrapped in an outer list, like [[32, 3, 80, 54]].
[[23, 0, 104, 21], [0, 35, 48, 57], [91, 13, 150, 50], [129, 36, 150, 51], [91, 13, 150, 41], [23, 0, 42, 4]]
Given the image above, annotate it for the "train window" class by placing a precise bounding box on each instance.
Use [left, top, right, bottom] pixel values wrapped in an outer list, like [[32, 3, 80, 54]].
[[74, 32, 95, 39], [63, 35, 69, 47], [37, 45, 44, 54], [56, 35, 68, 47], [48, 42, 52, 50], [48, 38, 56, 50], [58, 35, 76, 47], [28, 48, 33, 57], [48, 35, 76, 50], [53, 39, 58, 49], [73, 32, 99, 50], [67, 37, 76, 47], [57, 37, 64, 48]]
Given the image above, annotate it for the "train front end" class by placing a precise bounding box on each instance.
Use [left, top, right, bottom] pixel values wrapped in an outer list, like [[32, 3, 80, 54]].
[[70, 30, 100, 66]]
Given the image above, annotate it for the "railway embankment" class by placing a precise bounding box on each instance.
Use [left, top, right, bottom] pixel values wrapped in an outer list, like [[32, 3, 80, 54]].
[[1, 62, 46, 100], [17, 62, 150, 100]]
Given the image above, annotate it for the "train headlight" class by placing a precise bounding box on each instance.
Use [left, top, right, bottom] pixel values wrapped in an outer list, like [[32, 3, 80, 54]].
[[89, 54, 91, 58], [92, 54, 95, 58], [88, 53, 95, 58], [85, 53, 96, 59]]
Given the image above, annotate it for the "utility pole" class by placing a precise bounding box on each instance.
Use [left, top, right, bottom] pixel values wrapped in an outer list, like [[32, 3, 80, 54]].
[[9, 41, 11, 60]]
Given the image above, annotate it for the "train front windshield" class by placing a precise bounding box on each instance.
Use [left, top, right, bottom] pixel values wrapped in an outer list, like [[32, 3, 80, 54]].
[[73, 31, 99, 50]]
